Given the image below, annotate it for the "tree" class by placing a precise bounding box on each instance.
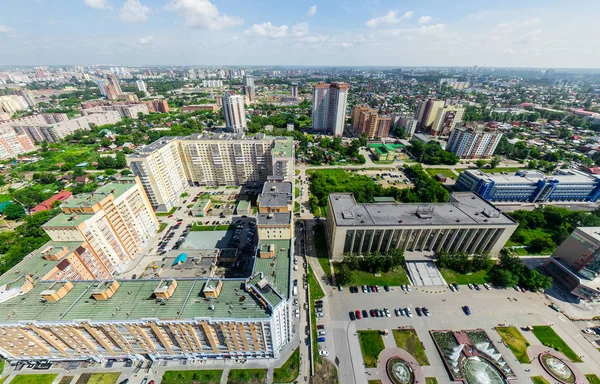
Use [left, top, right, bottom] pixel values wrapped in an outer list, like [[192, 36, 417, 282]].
[[3, 203, 26, 220], [115, 152, 127, 169], [475, 160, 488, 169], [490, 156, 501, 169], [522, 269, 552, 291], [529, 237, 556, 254], [491, 268, 520, 287]]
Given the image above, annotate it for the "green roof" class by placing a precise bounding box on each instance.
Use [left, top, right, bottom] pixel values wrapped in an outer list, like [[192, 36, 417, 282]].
[[0, 201, 12, 213], [373, 196, 396, 202], [272, 137, 294, 158], [43, 213, 95, 227], [0, 241, 83, 287], [253, 239, 291, 298], [237, 199, 250, 211], [0, 279, 270, 323]]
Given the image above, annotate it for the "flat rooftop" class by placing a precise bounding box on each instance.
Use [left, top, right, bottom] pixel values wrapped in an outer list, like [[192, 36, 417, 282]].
[[180, 230, 233, 250], [254, 239, 291, 298], [128, 136, 181, 158], [43, 212, 95, 228], [61, 182, 134, 209], [257, 212, 292, 225], [185, 132, 267, 141], [0, 278, 270, 323], [464, 169, 600, 184], [329, 192, 517, 227], [258, 182, 293, 208], [272, 137, 294, 158]]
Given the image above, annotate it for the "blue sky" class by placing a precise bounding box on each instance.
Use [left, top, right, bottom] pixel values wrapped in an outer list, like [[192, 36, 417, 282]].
[[0, 0, 598, 67]]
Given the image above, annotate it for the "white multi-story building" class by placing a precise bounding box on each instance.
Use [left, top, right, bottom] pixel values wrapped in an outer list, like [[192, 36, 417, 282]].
[[446, 125, 503, 159], [81, 104, 149, 119], [42, 178, 158, 274], [0, 95, 29, 114], [126, 137, 189, 212], [312, 82, 349, 136], [136, 80, 148, 94], [222, 93, 247, 133], [202, 79, 223, 88]]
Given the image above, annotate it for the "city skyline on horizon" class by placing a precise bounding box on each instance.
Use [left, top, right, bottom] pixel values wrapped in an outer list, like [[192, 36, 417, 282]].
[[0, 0, 598, 68]]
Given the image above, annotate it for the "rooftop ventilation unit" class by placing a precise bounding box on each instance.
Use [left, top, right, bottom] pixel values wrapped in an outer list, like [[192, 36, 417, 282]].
[[416, 205, 434, 219], [341, 211, 354, 219]]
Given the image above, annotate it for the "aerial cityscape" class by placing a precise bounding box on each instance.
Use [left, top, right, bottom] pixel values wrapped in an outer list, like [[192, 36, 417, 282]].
[[1, 1, 600, 384]]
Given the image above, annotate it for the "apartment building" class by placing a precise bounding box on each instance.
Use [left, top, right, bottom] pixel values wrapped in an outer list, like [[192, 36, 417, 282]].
[[326, 192, 517, 260], [0, 130, 35, 160], [0, 176, 293, 362], [42, 178, 158, 274], [415, 99, 465, 136], [291, 83, 298, 98], [256, 182, 294, 241], [222, 93, 247, 133], [351, 105, 392, 138], [544, 227, 600, 301], [456, 169, 600, 203], [80, 104, 149, 119], [271, 137, 295, 182], [127, 137, 189, 212], [446, 125, 503, 159], [178, 133, 273, 186], [202, 80, 224, 88], [312, 82, 349, 136]]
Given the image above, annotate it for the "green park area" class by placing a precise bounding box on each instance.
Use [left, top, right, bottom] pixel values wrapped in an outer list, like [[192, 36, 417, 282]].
[[273, 348, 300, 383], [392, 328, 430, 365], [424, 168, 457, 179], [227, 369, 267, 384], [75, 372, 121, 384], [586, 374, 600, 384], [439, 267, 490, 285], [531, 326, 582, 362], [10, 375, 58, 384], [335, 264, 409, 286], [531, 376, 551, 384], [358, 330, 386, 368], [496, 326, 531, 363], [161, 370, 222, 384]]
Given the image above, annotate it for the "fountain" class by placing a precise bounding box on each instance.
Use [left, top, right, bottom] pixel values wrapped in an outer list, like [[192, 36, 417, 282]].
[[386, 357, 414, 384], [462, 357, 509, 384], [431, 329, 515, 384], [539, 353, 576, 383]]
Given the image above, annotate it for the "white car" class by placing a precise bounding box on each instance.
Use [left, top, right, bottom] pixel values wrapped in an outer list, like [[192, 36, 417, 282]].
[[401, 285, 407, 291], [449, 285, 456, 292], [406, 308, 413, 318], [484, 283, 491, 290], [406, 285, 411, 292], [319, 350, 329, 356], [468, 284, 474, 290], [384, 308, 391, 317], [316, 313, 325, 318], [295, 309, 300, 318]]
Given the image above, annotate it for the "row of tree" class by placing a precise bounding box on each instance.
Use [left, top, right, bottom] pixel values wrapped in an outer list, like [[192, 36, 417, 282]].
[[407, 140, 459, 165], [336, 249, 405, 285]]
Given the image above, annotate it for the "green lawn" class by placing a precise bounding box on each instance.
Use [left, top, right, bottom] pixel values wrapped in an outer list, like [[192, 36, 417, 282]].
[[273, 348, 300, 383], [155, 207, 177, 216], [294, 201, 300, 213], [10, 375, 58, 384], [392, 328, 430, 365], [227, 369, 267, 384], [295, 187, 300, 198], [439, 267, 489, 285], [425, 168, 457, 180], [157, 222, 168, 233], [531, 326, 582, 362], [58, 377, 74, 384], [531, 376, 551, 384], [190, 224, 235, 231], [334, 263, 409, 286], [75, 373, 120, 384], [313, 222, 332, 283], [161, 370, 222, 384], [307, 263, 325, 359], [479, 167, 529, 174], [358, 330, 386, 368], [496, 326, 531, 363], [586, 374, 600, 384], [425, 379, 439, 384]]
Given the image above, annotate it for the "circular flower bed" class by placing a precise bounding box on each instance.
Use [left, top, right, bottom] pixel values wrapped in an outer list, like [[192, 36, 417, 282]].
[[539, 353, 576, 384], [386, 357, 414, 384]]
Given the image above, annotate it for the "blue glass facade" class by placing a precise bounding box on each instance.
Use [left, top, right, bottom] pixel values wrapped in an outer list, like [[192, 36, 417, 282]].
[[456, 170, 600, 203]]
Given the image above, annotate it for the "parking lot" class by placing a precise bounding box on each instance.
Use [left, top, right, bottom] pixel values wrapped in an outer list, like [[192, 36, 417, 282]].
[[322, 283, 600, 384]]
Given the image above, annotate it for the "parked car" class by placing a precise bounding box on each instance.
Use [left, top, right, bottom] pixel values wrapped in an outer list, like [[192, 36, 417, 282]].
[[415, 307, 422, 316], [384, 285, 390, 292], [406, 308, 413, 317], [422, 307, 430, 316], [355, 310, 361, 320], [468, 284, 474, 290], [483, 283, 491, 290], [463, 306, 471, 316], [317, 337, 326, 342], [349, 311, 355, 321], [319, 350, 329, 356], [362, 310, 368, 318]]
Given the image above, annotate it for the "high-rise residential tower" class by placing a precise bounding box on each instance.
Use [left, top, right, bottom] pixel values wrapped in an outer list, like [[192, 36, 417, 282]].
[[446, 125, 503, 159], [222, 93, 247, 133], [312, 82, 349, 136], [136, 80, 148, 94], [291, 83, 298, 98], [243, 75, 256, 102]]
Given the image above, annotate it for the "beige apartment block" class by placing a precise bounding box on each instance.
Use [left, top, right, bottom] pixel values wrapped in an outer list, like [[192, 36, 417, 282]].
[[326, 192, 517, 261]]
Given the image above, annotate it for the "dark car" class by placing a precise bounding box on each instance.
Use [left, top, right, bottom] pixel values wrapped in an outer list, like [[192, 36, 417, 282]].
[[118, 380, 129, 384], [371, 285, 378, 292], [362, 309, 368, 318], [370, 309, 376, 317], [422, 307, 430, 316], [415, 307, 423, 316], [317, 325, 325, 330], [463, 306, 471, 316], [349, 311, 356, 321], [367, 285, 372, 293], [384, 285, 390, 292]]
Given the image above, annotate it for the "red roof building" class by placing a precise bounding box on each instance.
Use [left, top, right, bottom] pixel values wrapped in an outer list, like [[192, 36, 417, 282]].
[[31, 191, 72, 214]]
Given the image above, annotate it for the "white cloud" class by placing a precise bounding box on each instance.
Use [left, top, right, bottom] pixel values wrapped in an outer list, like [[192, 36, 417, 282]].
[[495, 17, 542, 33], [139, 35, 154, 45], [244, 22, 288, 38], [165, 0, 243, 30], [515, 28, 542, 44], [120, 0, 150, 23], [0, 25, 13, 33], [366, 10, 413, 28], [307, 5, 317, 17], [292, 22, 309, 37], [84, 0, 111, 10], [418, 16, 432, 24]]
